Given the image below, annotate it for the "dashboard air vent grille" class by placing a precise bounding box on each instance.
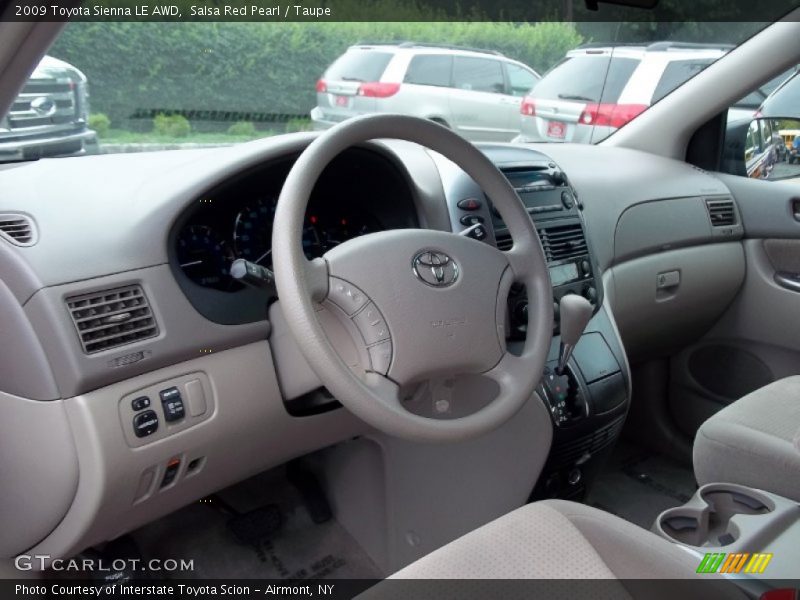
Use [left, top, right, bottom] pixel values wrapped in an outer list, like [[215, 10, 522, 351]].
[[705, 198, 737, 227], [495, 231, 513, 251], [66, 285, 158, 354], [0, 213, 36, 246], [539, 223, 587, 262]]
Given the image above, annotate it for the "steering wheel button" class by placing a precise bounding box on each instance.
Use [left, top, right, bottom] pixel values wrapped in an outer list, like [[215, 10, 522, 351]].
[[368, 340, 393, 374], [327, 277, 369, 315], [353, 303, 390, 345]]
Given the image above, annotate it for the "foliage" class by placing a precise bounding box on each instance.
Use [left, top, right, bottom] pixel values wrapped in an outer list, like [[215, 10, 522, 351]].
[[88, 112, 111, 137], [153, 113, 191, 137], [227, 120, 257, 136], [49, 21, 583, 130], [285, 117, 314, 133]]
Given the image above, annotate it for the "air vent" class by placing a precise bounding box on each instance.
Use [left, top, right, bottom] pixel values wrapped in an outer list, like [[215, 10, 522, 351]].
[[66, 285, 158, 354], [539, 222, 588, 262], [705, 198, 737, 227], [495, 231, 513, 251], [0, 213, 36, 246]]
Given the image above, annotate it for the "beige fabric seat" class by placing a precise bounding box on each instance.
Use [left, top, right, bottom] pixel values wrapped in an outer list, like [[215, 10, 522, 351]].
[[694, 376, 800, 502], [364, 500, 742, 600]]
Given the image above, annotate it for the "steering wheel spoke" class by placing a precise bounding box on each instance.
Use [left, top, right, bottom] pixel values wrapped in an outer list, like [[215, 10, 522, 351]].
[[305, 257, 330, 302], [363, 371, 402, 408]]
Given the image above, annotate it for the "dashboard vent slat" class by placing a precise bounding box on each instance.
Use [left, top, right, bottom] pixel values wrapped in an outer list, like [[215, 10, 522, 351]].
[[705, 198, 737, 227], [538, 223, 588, 262], [0, 213, 36, 246], [494, 223, 588, 260], [66, 285, 158, 354], [495, 232, 513, 251]]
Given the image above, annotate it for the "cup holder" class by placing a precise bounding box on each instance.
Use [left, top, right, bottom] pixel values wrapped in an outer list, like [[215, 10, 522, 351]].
[[655, 484, 775, 548]]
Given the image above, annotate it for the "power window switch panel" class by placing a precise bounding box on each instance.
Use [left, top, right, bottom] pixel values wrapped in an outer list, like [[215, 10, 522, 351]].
[[159, 386, 185, 422]]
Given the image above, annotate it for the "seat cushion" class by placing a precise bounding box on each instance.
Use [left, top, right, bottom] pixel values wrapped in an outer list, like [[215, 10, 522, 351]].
[[694, 376, 800, 502], [362, 500, 741, 600]]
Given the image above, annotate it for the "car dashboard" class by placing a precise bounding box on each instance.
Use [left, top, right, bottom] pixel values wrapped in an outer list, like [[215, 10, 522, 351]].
[[0, 131, 745, 563]]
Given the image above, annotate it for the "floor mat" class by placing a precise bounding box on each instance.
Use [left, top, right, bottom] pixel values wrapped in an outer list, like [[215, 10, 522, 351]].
[[131, 466, 383, 580], [587, 439, 698, 530]]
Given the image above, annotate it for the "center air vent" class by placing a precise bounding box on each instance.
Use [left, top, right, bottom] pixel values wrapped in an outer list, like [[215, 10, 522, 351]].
[[705, 198, 737, 227], [494, 223, 588, 261], [0, 213, 36, 246], [66, 285, 158, 354], [539, 223, 587, 261]]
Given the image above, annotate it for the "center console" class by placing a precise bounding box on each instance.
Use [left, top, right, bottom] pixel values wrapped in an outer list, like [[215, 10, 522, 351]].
[[437, 144, 630, 501], [654, 483, 800, 591]]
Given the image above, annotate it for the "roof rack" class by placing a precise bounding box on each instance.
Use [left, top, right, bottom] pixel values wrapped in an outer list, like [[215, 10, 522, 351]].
[[575, 42, 648, 49], [575, 41, 734, 52], [353, 40, 504, 57], [645, 41, 735, 52]]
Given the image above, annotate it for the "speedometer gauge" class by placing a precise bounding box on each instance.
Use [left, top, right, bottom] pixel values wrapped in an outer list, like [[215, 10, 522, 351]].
[[176, 224, 236, 290], [233, 197, 274, 266]]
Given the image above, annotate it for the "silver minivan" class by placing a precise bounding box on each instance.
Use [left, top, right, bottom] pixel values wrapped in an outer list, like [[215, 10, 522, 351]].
[[515, 43, 730, 144], [311, 43, 540, 142]]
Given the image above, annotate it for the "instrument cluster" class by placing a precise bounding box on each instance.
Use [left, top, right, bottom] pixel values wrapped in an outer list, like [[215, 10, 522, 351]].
[[176, 193, 382, 291]]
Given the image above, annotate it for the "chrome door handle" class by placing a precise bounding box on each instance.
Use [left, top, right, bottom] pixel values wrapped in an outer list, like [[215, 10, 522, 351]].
[[774, 272, 800, 292]]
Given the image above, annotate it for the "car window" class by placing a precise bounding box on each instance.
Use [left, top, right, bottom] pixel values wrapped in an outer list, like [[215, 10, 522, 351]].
[[404, 55, 453, 87], [651, 58, 717, 103], [452, 57, 505, 94], [760, 71, 800, 117], [530, 55, 639, 103], [324, 50, 393, 82], [733, 68, 795, 109], [506, 63, 538, 97]]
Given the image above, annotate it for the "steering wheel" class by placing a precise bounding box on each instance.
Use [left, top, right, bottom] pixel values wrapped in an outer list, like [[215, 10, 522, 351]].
[[272, 114, 553, 442]]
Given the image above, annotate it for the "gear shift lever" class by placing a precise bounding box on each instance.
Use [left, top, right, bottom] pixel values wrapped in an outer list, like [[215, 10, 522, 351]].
[[556, 294, 593, 375]]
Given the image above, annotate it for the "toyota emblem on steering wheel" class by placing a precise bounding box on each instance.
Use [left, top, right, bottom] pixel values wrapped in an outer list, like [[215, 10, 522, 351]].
[[412, 250, 459, 287]]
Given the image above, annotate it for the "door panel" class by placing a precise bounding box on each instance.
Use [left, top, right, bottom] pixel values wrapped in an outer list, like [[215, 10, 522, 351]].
[[448, 56, 511, 141], [668, 173, 800, 439]]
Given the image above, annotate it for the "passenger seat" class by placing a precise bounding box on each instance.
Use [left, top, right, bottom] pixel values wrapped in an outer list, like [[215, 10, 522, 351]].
[[694, 376, 800, 501]]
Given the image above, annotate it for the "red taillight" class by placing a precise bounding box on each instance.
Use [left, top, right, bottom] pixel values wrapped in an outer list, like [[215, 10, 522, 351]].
[[357, 82, 401, 98], [315, 79, 327, 93], [578, 103, 647, 128], [520, 96, 536, 116]]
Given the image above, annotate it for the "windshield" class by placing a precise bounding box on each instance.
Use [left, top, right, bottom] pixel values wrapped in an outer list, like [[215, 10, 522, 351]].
[[0, 19, 769, 159]]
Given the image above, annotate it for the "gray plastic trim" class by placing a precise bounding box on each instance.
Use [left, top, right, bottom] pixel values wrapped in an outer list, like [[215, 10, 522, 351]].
[[608, 243, 745, 362], [520, 143, 732, 271], [0, 278, 58, 400], [614, 196, 742, 263], [24, 341, 369, 561], [23, 264, 269, 398], [0, 392, 78, 558]]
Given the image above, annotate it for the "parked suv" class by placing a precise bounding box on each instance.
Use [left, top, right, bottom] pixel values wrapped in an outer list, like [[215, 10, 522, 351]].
[[0, 55, 95, 161], [515, 42, 731, 144], [311, 42, 540, 142]]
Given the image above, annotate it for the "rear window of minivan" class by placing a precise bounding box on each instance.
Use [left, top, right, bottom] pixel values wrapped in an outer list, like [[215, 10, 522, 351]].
[[325, 50, 393, 82], [531, 55, 639, 103], [651, 58, 717, 103]]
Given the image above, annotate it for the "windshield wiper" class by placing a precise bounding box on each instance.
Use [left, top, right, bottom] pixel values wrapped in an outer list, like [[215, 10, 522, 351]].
[[557, 93, 596, 102]]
